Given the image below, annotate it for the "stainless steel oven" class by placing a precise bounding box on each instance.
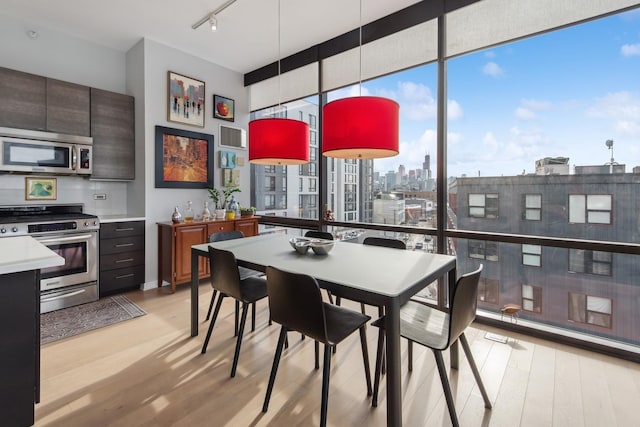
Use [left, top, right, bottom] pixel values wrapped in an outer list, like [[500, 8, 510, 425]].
[[0, 204, 99, 313]]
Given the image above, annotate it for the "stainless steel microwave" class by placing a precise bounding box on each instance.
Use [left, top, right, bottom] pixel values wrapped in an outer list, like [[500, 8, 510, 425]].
[[0, 127, 93, 175]]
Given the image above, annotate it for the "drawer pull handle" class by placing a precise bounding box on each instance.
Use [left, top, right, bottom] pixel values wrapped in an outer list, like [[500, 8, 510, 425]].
[[115, 228, 135, 232], [115, 243, 135, 247], [115, 273, 135, 279], [115, 258, 135, 263]]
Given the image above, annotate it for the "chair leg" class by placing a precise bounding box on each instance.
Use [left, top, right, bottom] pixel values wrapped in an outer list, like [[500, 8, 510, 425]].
[[372, 325, 385, 407], [234, 300, 240, 336], [251, 302, 256, 332], [459, 334, 492, 409], [263, 326, 287, 413], [315, 340, 320, 370], [201, 294, 225, 354], [320, 344, 332, 427], [230, 302, 249, 378], [433, 350, 460, 427], [358, 326, 373, 396], [205, 289, 217, 321], [408, 339, 413, 372], [360, 302, 366, 315], [335, 296, 341, 306]]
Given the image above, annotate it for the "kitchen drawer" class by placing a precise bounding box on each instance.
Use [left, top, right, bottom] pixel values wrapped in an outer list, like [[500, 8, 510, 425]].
[[100, 221, 144, 239], [207, 221, 234, 238], [100, 265, 144, 295], [100, 235, 144, 255], [100, 250, 145, 271]]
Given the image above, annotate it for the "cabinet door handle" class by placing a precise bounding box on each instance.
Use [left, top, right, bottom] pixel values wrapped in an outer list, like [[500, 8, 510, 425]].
[[115, 243, 135, 247], [115, 273, 135, 279], [115, 228, 135, 232], [115, 258, 135, 263]]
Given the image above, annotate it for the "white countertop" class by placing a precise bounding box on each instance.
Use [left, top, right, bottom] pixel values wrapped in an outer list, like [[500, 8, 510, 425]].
[[99, 215, 146, 223], [0, 236, 64, 275]]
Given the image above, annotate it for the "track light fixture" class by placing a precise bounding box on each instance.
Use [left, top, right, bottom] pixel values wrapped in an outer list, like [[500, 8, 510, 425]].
[[191, 0, 237, 32]]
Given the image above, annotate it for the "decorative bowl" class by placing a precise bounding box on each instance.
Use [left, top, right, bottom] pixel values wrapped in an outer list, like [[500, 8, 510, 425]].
[[309, 239, 334, 255], [289, 237, 310, 254]]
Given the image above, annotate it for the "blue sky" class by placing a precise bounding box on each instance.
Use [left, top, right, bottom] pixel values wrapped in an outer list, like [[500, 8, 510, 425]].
[[351, 8, 640, 178]]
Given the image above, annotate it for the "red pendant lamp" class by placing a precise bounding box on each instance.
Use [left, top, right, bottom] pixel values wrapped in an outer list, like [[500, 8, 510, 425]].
[[322, 0, 399, 160], [248, 0, 309, 165], [323, 96, 399, 159]]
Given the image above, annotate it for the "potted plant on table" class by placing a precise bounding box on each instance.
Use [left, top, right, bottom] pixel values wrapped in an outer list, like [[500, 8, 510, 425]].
[[239, 206, 256, 217], [207, 187, 241, 220]]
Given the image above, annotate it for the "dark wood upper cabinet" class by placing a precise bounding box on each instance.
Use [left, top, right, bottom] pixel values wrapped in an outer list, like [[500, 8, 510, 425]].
[[46, 78, 90, 136], [0, 67, 46, 131], [90, 88, 135, 180]]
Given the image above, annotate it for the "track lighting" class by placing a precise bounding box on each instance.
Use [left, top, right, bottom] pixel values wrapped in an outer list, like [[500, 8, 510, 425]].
[[191, 0, 237, 32], [209, 14, 217, 31]]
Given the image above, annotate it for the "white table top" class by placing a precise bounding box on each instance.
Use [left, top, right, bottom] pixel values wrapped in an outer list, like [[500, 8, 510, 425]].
[[0, 236, 65, 275], [195, 233, 456, 303]]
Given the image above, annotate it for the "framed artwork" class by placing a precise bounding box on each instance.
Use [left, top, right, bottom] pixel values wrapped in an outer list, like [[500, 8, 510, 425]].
[[223, 169, 240, 187], [25, 177, 57, 200], [167, 71, 205, 128], [219, 150, 237, 169], [155, 126, 214, 189], [219, 124, 246, 149], [214, 94, 235, 122]]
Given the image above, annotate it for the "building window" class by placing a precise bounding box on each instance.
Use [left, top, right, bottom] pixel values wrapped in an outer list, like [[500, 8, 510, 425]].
[[522, 244, 541, 267], [568, 293, 612, 328], [309, 163, 317, 177], [264, 176, 275, 191], [569, 194, 612, 224], [278, 195, 286, 209], [469, 193, 498, 219], [264, 165, 276, 173], [264, 195, 275, 209], [309, 114, 317, 129], [298, 111, 303, 121], [469, 240, 499, 261], [522, 284, 542, 313], [310, 130, 317, 144], [569, 249, 612, 276], [522, 194, 541, 221], [309, 178, 317, 192], [298, 177, 303, 192], [478, 278, 499, 304], [310, 147, 317, 161]]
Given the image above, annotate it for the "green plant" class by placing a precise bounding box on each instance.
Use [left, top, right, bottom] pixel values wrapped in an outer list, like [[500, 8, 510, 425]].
[[239, 206, 256, 215], [207, 187, 240, 210]]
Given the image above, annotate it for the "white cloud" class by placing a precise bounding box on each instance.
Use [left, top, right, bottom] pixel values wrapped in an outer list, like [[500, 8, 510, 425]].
[[448, 100, 464, 120], [621, 43, 640, 57], [483, 61, 504, 77], [484, 51, 496, 59], [521, 99, 552, 110], [587, 91, 640, 136], [515, 107, 537, 120]]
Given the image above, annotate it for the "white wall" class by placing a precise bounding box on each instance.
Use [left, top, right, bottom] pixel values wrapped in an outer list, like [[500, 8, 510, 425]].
[[140, 38, 250, 290]]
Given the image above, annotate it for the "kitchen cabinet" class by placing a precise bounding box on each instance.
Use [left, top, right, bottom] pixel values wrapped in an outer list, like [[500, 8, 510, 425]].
[[90, 88, 135, 180], [0, 67, 46, 131], [100, 220, 145, 296], [0, 67, 91, 136], [157, 217, 259, 293]]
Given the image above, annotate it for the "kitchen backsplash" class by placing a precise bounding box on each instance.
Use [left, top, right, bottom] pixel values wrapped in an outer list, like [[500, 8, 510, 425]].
[[0, 174, 127, 216]]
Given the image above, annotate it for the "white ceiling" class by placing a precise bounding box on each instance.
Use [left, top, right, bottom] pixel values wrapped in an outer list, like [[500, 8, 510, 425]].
[[0, 0, 422, 74]]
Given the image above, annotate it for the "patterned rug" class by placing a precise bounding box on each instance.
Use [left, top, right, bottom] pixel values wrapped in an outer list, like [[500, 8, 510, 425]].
[[41, 295, 146, 344]]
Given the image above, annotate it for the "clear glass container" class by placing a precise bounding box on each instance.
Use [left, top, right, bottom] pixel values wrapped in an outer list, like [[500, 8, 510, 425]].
[[202, 201, 211, 221], [184, 200, 194, 223]]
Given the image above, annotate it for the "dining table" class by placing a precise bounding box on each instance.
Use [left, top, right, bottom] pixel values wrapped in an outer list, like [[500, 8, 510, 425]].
[[190, 233, 457, 427]]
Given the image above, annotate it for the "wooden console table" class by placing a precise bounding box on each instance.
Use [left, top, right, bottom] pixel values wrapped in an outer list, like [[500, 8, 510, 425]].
[[157, 216, 258, 293]]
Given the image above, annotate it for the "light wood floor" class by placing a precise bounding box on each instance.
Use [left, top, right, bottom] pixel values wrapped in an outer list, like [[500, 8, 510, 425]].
[[36, 282, 640, 426]]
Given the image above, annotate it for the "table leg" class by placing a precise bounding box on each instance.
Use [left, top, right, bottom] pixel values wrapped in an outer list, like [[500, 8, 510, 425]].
[[385, 299, 402, 427], [191, 248, 199, 337], [448, 267, 459, 369]]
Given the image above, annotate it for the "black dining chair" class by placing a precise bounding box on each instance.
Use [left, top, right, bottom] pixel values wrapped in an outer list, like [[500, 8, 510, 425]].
[[371, 265, 492, 427], [207, 230, 264, 335], [262, 265, 373, 427], [201, 246, 268, 378], [304, 230, 336, 305]]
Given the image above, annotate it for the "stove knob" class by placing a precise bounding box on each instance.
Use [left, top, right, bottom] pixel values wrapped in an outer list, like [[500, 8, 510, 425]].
[[93, 221, 98, 226], [11, 227, 18, 233], [0, 228, 5, 234], [84, 221, 90, 226]]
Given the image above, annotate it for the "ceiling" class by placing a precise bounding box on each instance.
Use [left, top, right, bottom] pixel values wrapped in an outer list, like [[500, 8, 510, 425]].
[[0, 0, 422, 75]]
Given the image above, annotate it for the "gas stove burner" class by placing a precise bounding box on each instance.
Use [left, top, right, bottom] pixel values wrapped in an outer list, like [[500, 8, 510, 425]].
[[0, 204, 99, 237]]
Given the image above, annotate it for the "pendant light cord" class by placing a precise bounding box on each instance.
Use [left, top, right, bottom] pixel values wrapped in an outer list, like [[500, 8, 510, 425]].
[[358, 0, 362, 96], [277, 0, 282, 112]]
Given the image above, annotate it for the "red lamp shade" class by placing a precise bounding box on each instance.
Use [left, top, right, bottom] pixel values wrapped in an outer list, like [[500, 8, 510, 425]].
[[322, 96, 399, 159], [249, 118, 310, 165]]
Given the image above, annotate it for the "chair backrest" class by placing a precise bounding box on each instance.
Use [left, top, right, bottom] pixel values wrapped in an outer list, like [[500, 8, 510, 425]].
[[208, 246, 242, 300], [304, 230, 334, 240], [210, 230, 244, 242], [447, 265, 483, 346], [266, 265, 328, 343], [363, 236, 406, 250]]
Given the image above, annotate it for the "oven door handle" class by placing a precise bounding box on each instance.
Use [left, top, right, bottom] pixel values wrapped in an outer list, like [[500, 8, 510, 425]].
[[37, 233, 94, 244], [41, 288, 86, 302]]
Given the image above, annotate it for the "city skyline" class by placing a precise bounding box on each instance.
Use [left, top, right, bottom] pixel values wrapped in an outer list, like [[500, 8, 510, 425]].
[[328, 9, 640, 179]]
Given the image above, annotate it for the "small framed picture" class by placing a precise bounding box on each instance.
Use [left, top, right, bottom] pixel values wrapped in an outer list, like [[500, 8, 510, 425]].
[[25, 177, 57, 200], [167, 71, 205, 128], [214, 94, 235, 122]]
